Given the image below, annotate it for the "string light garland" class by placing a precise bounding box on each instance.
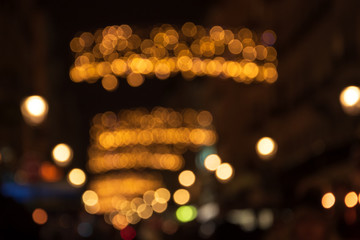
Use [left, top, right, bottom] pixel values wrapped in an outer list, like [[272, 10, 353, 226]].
[[84, 107, 217, 229], [70, 23, 278, 89]]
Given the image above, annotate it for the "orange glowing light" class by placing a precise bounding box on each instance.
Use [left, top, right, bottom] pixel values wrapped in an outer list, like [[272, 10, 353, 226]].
[[39, 162, 62, 182], [345, 192, 358, 208], [321, 192, 335, 209], [32, 208, 48, 225]]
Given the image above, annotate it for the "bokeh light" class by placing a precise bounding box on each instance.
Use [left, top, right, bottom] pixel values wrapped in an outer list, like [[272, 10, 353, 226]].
[[155, 188, 171, 204], [162, 219, 179, 235], [345, 191, 358, 208], [176, 205, 197, 223], [178, 170, 196, 187], [70, 24, 278, 86], [204, 154, 221, 171], [340, 86, 360, 115], [67, 168, 86, 187], [20, 95, 49, 126], [340, 86, 360, 107], [215, 163, 234, 182], [258, 209, 274, 230], [173, 189, 190, 205], [39, 162, 62, 182], [82, 190, 99, 206], [52, 143, 73, 167], [78, 222, 93, 237], [32, 208, 48, 225], [256, 137, 277, 160], [198, 202, 219, 222], [321, 192, 335, 209]]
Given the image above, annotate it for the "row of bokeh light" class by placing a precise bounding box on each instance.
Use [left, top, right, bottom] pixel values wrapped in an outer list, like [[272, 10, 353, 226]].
[[69, 23, 278, 90], [322, 192, 360, 209]]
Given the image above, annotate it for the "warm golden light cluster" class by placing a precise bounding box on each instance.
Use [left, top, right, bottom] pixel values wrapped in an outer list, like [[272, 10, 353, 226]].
[[84, 107, 217, 228], [70, 23, 278, 89], [84, 177, 171, 230], [88, 107, 216, 173]]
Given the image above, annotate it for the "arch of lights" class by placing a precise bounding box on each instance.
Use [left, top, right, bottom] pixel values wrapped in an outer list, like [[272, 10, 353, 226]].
[[70, 23, 278, 89], [83, 107, 217, 229]]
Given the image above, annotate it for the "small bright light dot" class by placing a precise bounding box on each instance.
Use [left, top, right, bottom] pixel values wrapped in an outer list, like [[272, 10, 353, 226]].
[[321, 192, 335, 209], [32, 208, 48, 225], [215, 163, 234, 182], [345, 191, 358, 208], [340, 86, 360, 107], [52, 143, 73, 167], [82, 190, 98, 206], [68, 168, 86, 187], [178, 170, 196, 187], [256, 137, 277, 160], [204, 154, 221, 171], [173, 189, 190, 205], [20, 95, 49, 125]]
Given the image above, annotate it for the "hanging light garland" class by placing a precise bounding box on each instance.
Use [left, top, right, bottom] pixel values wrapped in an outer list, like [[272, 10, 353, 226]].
[[83, 107, 217, 229], [70, 23, 278, 89]]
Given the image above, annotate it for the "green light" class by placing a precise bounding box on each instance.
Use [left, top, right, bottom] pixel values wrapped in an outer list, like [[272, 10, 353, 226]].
[[176, 205, 197, 223]]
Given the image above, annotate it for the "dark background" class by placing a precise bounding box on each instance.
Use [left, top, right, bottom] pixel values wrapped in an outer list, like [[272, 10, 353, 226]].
[[1, 0, 360, 239]]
